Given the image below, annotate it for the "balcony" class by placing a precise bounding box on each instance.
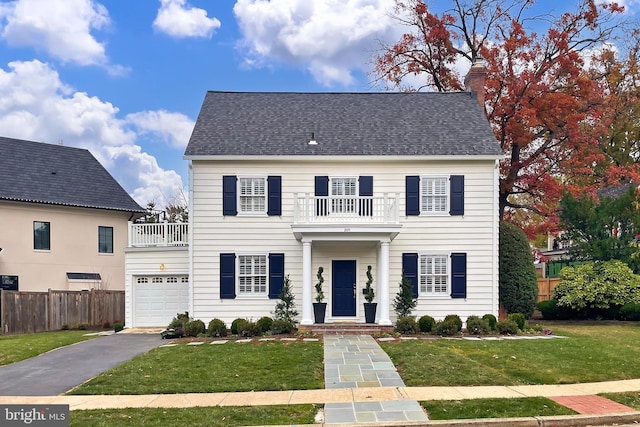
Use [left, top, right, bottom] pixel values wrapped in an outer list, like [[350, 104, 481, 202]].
[[128, 222, 189, 247], [293, 194, 400, 225], [291, 194, 402, 242]]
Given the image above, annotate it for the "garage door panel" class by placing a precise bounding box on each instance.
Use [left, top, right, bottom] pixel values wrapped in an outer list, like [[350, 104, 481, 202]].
[[134, 276, 189, 327]]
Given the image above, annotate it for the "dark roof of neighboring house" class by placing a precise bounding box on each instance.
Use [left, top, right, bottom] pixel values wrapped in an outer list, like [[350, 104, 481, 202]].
[[185, 91, 503, 157], [597, 180, 638, 199], [0, 136, 145, 213]]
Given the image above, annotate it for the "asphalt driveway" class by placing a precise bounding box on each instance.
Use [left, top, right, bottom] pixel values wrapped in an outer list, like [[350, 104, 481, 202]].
[[0, 333, 165, 395]]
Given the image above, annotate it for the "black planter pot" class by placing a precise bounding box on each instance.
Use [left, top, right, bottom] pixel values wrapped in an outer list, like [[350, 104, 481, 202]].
[[313, 302, 327, 324], [364, 302, 377, 324]]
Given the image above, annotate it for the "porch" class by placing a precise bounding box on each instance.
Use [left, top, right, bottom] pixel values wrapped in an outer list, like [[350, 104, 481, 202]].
[[298, 323, 394, 335]]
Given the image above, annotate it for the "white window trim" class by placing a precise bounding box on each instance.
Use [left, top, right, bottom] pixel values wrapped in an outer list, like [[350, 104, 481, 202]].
[[329, 176, 359, 215], [419, 253, 450, 297], [236, 253, 269, 298], [419, 175, 449, 216], [237, 175, 268, 216]]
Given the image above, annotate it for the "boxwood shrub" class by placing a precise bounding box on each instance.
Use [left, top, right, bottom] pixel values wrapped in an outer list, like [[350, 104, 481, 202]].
[[418, 315, 436, 333], [395, 316, 418, 334], [184, 319, 205, 337], [207, 318, 227, 337], [465, 315, 490, 335], [482, 314, 498, 332]]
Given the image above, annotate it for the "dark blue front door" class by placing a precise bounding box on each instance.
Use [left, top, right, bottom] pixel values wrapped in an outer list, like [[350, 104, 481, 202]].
[[332, 260, 356, 316]]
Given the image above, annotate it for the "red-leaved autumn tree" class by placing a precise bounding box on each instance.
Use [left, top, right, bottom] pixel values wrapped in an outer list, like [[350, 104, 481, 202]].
[[374, 0, 640, 235]]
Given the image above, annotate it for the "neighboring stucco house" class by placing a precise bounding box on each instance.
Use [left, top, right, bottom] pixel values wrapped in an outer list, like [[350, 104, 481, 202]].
[[0, 137, 145, 292]]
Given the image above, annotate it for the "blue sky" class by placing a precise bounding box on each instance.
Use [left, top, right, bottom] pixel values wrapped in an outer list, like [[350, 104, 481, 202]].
[[0, 0, 637, 209]]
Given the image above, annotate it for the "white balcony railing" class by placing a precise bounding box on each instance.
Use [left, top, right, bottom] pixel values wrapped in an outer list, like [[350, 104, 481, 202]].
[[293, 194, 399, 224], [128, 222, 189, 247]]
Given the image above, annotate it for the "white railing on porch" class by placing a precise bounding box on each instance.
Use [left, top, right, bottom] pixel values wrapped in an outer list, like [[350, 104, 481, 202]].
[[128, 222, 189, 247], [293, 194, 400, 224]]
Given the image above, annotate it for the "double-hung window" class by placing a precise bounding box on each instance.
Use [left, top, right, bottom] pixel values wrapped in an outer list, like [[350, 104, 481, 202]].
[[239, 177, 266, 214], [421, 177, 448, 213], [34, 221, 50, 250], [238, 254, 267, 296], [98, 226, 113, 254], [330, 177, 357, 214], [420, 254, 448, 295]]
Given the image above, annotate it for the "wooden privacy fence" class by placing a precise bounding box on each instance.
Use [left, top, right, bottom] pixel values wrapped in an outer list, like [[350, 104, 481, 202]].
[[538, 278, 561, 302], [0, 289, 124, 335]]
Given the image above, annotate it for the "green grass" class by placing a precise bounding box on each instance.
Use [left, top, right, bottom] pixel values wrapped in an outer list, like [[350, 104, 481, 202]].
[[0, 331, 97, 366], [69, 341, 324, 395], [381, 322, 640, 386], [600, 391, 640, 410], [422, 397, 576, 420], [70, 405, 318, 427]]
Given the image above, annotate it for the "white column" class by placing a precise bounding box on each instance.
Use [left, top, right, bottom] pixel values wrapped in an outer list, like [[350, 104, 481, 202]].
[[300, 239, 313, 325], [378, 240, 392, 325]]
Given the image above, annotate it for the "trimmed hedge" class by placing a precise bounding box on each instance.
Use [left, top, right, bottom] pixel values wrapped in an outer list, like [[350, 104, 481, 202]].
[[499, 221, 538, 318]]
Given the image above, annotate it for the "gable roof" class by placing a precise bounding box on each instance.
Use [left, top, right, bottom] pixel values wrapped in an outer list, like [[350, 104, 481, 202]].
[[0, 136, 144, 213], [185, 91, 502, 157]]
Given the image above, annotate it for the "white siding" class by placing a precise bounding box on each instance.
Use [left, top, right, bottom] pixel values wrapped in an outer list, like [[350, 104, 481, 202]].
[[124, 247, 189, 327], [191, 159, 498, 325]]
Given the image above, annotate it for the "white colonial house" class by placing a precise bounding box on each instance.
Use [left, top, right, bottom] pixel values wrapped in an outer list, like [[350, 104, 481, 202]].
[[125, 68, 503, 328]]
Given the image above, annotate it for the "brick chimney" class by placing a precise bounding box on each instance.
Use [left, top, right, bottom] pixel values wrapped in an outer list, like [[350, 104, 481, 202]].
[[464, 56, 487, 107]]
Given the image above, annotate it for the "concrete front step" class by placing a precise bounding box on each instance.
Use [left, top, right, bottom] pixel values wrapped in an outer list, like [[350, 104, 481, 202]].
[[298, 323, 394, 335]]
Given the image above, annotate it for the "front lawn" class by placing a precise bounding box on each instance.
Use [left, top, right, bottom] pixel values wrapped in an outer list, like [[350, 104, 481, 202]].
[[69, 341, 323, 395], [381, 322, 640, 386], [0, 331, 97, 366], [71, 405, 319, 427], [601, 391, 640, 410], [422, 397, 576, 420]]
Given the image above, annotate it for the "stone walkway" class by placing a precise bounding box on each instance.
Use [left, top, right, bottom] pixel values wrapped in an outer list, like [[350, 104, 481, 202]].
[[322, 335, 429, 424]]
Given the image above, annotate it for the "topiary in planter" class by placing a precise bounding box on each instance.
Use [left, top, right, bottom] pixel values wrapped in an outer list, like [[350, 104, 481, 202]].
[[207, 318, 227, 337], [465, 315, 490, 335], [418, 315, 436, 333], [184, 319, 205, 337], [395, 316, 418, 334]]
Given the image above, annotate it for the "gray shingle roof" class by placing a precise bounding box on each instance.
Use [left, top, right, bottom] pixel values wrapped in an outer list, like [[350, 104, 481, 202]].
[[185, 91, 502, 157], [0, 136, 144, 213]]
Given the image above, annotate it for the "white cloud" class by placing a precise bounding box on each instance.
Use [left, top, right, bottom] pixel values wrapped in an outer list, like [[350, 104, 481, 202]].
[[0, 60, 186, 208], [233, 0, 399, 86], [0, 0, 113, 67], [153, 0, 221, 39], [127, 110, 195, 149]]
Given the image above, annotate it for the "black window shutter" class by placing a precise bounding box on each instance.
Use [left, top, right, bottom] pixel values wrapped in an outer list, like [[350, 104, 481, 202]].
[[268, 253, 285, 299], [220, 253, 236, 299], [222, 176, 237, 216], [267, 176, 282, 216], [450, 253, 467, 298], [359, 176, 373, 196], [358, 176, 373, 216], [405, 176, 420, 216], [402, 253, 419, 298], [449, 175, 464, 216], [315, 176, 329, 216]]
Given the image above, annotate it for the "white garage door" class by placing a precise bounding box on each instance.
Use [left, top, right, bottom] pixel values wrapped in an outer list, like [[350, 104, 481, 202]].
[[134, 276, 189, 327]]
